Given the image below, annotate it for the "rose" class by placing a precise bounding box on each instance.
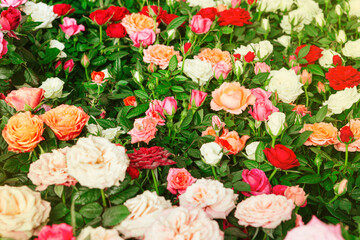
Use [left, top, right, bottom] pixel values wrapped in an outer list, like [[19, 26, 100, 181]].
[[187, 0, 216, 8], [254, 62, 271, 75], [59, 17, 85, 38], [100, 127, 124, 141], [5, 87, 44, 111], [257, 0, 294, 12], [251, 88, 272, 100], [300, 123, 339, 146], [190, 15, 213, 34], [196, 7, 218, 21], [265, 112, 286, 137], [179, 178, 238, 219], [249, 99, 279, 121], [162, 96, 177, 116], [292, 104, 311, 117], [214, 61, 232, 80], [244, 51, 255, 62], [263, 144, 300, 170], [326, 66, 360, 90], [266, 68, 303, 103], [272, 185, 288, 195], [339, 126, 354, 143], [216, 130, 250, 155], [39, 77, 64, 99], [89, 9, 112, 25], [336, 30, 347, 44], [106, 23, 127, 38], [23, 2, 57, 29], [49, 40, 67, 58], [40, 104, 90, 141], [166, 168, 196, 194], [78, 227, 123, 240], [232, 0, 242, 7], [190, 89, 208, 108], [335, 120, 360, 152], [244, 141, 260, 160], [91, 71, 106, 84], [295, 44, 323, 66], [218, 8, 252, 26], [53, 4, 75, 16], [324, 87, 360, 116], [36, 224, 75, 240], [121, 13, 159, 35], [0, 185, 51, 240], [0, 7, 21, 38], [64, 59, 74, 73], [241, 169, 272, 196], [334, 179, 348, 196], [211, 82, 256, 114], [139, 5, 167, 23], [342, 39, 360, 58], [124, 96, 137, 106], [349, 0, 360, 17], [300, 69, 312, 85], [0, 0, 27, 7], [145, 100, 166, 125], [276, 35, 291, 49], [200, 142, 223, 165], [143, 44, 182, 69], [284, 186, 307, 207], [212, 115, 225, 132], [115, 191, 171, 239], [127, 146, 175, 169], [182, 58, 214, 86], [161, 13, 182, 25], [107, 6, 129, 21], [129, 28, 155, 47], [0, 32, 8, 59], [234, 40, 273, 61], [333, 55, 342, 66], [128, 116, 158, 144], [195, 48, 231, 67]]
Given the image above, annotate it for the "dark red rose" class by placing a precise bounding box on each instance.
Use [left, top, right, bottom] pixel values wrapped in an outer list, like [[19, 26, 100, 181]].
[[233, 53, 241, 61], [326, 66, 360, 90], [333, 55, 342, 66], [244, 51, 255, 62], [272, 185, 288, 195], [53, 4, 75, 16], [218, 8, 252, 26], [139, 5, 167, 23], [128, 146, 175, 169], [107, 6, 129, 22], [0, 93, 5, 100], [184, 42, 191, 54], [126, 167, 140, 179], [196, 7, 218, 21], [89, 9, 113, 25], [105, 23, 127, 38], [340, 126, 354, 143], [263, 144, 300, 170], [0, 7, 21, 38], [295, 44, 323, 66]]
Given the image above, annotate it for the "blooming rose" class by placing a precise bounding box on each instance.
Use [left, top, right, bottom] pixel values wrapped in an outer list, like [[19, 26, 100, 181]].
[[234, 40, 273, 61], [195, 48, 231, 67], [123, 96, 137, 107], [323, 87, 360, 116], [295, 44, 323, 66], [28, 147, 77, 191], [348, 0, 360, 17], [5, 87, 45, 111], [235, 194, 295, 229], [143, 44, 182, 69], [67, 136, 129, 189], [40, 104, 89, 141], [2, 112, 44, 153], [182, 58, 214, 86], [211, 82, 256, 114], [130, 28, 155, 47], [257, 0, 294, 12], [326, 66, 360, 90], [59, 17, 85, 38], [200, 142, 223, 165], [300, 123, 339, 146], [78, 226, 123, 240], [244, 141, 260, 160], [190, 15, 213, 34], [39, 77, 64, 99], [284, 216, 344, 240], [272, 185, 288, 195], [121, 13, 159, 34], [128, 146, 175, 169], [106, 23, 127, 38], [218, 8, 252, 26], [36, 224, 74, 240], [190, 89, 208, 108], [319, 49, 342, 68], [264, 144, 300, 170], [167, 168, 196, 194], [89, 9, 112, 25], [0, 32, 8, 59], [0, 7, 21, 38], [265, 112, 286, 137], [335, 119, 360, 152], [179, 178, 238, 219], [139, 5, 167, 23], [115, 191, 171, 239], [216, 130, 250, 155], [266, 68, 303, 103], [196, 7, 218, 21], [249, 99, 279, 122], [145, 100, 166, 125], [0, 0, 27, 7], [242, 169, 272, 196], [23, 2, 57, 29], [0, 185, 51, 240], [107, 6, 129, 21], [128, 116, 158, 144], [214, 61, 232, 79], [53, 4, 75, 16], [292, 104, 311, 117], [284, 186, 307, 207], [342, 39, 360, 59], [144, 207, 224, 240]]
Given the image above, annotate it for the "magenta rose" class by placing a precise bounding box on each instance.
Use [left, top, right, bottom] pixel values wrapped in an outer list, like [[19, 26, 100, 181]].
[[36, 223, 75, 240], [241, 169, 272, 196], [162, 96, 177, 116]]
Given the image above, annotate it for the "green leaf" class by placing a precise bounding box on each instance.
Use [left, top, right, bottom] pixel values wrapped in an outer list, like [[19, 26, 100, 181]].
[[305, 25, 318, 37], [171, 86, 184, 92], [127, 103, 149, 119], [168, 55, 178, 71], [102, 205, 130, 227], [54, 185, 64, 198], [252, 72, 270, 85], [297, 45, 311, 59], [307, 65, 324, 77], [0, 67, 14, 79], [134, 90, 149, 99], [79, 202, 103, 219], [40, 48, 60, 64], [166, 16, 187, 30], [21, 22, 42, 31], [24, 68, 40, 86], [255, 142, 266, 163], [224, 227, 248, 238], [221, 26, 233, 34], [243, 160, 258, 169], [316, 105, 328, 122], [112, 57, 122, 80], [109, 186, 140, 205], [74, 188, 101, 205], [297, 174, 322, 184], [293, 131, 313, 148], [107, 51, 129, 61], [50, 203, 69, 220], [180, 110, 193, 129], [91, 56, 107, 66], [233, 181, 251, 192], [0, 100, 15, 116]]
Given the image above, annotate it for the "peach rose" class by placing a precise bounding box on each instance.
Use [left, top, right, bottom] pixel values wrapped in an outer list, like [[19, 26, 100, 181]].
[[143, 44, 182, 69], [211, 82, 256, 114], [128, 116, 158, 144], [5, 87, 44, 111], [195, 48, 231, 67], [300, 122, 339, 146], [202, 126, 217, 137], [284, 186, 307, 207], [40, 104, 89, 141], [121, 13, 159, 35], [335, 119, 360, 152], [216, 130, 249, 155], [166, 168, 196, 194], [2, 112, 44, 153]]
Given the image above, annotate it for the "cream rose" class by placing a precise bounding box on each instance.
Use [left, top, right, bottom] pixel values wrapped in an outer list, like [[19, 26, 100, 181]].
[[39, 77, 65, 99], [349, 0, 360, 17], [323, 87, 360, 116], [23, 2, 57, 29], [234, 40, 273, 61], [266, 112, 286, 137], [245, 141, 260, 160], [87, 124, 125, 142], [319, 49, 342, 68], [276, 35, 291, 49], [67, 135, 129, 189], [257, 0, 294, 12], [49, 40, 67, 58], [182, 58, 214, 86], [187, 0, 216, 8], [200, 142, 223, 166], [280, 15, 304, 34], [342, 39, 360, 58], [0, 186, 51, 240], [78, 226, 123, 240]]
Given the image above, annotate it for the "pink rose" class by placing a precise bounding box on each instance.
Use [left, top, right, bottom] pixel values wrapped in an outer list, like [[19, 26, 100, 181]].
[[232, 0, 242, 7], [241, 169, 272, 196], [36, 223, 75, 240], [0, 32, 8, 59], [272, 185, 288, 195], [254, 62, 271, 75], [212, 115, 225, 131], [128, 116, 158, 144], [64, 59, 74, 73], [292, 66, 301, 74], [289, 55, 297, 67], [214, 61, 232, 80], [161, 96, 177, 116], [251, 88, 272, 100], [59, 17, 85, 38], [0, 0, 26, 7], [146, 100, 166, 125], [5, 87, 45, 111], [190, 89, 207, 108], [248, 99, 279, 121], [190, 15, 213, 34], [284, 216, 344, 240], [166, 168, 196, 194], [284, 185, 307, 207], [130, 28, 156, 48]]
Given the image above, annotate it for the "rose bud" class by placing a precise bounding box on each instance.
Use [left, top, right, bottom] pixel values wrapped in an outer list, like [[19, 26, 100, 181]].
[[334, 179, 348, 196], [212, 115, 225, 132], [317, 81, 325, 93], [333, 55, 342, 66], [190, 15, 213, 34], [162, 96, 177, 116], [233, 53, 241, 61], [200, 142, 223, 166], [232, 0, 242, 8], [126, 167, 140, 179], [55, 60, 62, 72], [64, 59, 74, 73], [244, 51, 255, 63], [60, 17, 85, 39], [189, 89, 207, 109], [300, 69, 312, 85], [284, 185, 307, 207], [339, 126, 354, 143], [265, 112, 286, 137], [184, 42, 191, 54], [81, 54, 90, 68]]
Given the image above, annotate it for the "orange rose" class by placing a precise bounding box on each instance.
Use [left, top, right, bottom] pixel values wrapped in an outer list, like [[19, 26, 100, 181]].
[[211, 82, 256, 114], [300, 122, 339, 146], [143, 44, 182, 70], [40, 105, 90, 141], [91, 71, 106, 84], [5, 87, 45, 111], [195, 48, 231, 67], [121, 13, 159, 35], [2, 112, 44, 153], [202, 126, 217, 137], [216, 130, 249, 155]]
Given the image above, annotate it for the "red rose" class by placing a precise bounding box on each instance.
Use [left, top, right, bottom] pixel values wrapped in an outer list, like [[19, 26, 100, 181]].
[[126, 167, 140, 179], [196, 7, 218, 21], [340, 126, 354, 143], [139, 5, 167, 23], [333, 55, 342, 66], [53, 4, 75, 16], [272, 185, 288, 195], [263, 144, 300, 170], [89, 9, 113, 25], [233, 53, 241, 61], [128, 146, 175, 170], [295, 44, 323, 66], [161, 13, 185, 27], [218, 8, 252, 26], [106, 23, 127, 38], [244, 51, 255, 62], [0, 7, 21, 38], [184, 42, 191, 54], [326, 66, 360, 90], [124, 96, 137, 107], [107, 6, 129, 22]]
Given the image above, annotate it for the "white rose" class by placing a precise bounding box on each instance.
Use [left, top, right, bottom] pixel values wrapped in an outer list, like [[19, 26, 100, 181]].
[[115, 191, 172, 239], [187, 0, 216, 8], [23, 2, 57, 29], [49, 40, 66, 58], [200, 142, 223, 166], [234, 40, 273, 61], [324, 87, 360, 116], [0, 186, 51, 240], [319, 49, 342, 68], [39, 77, 64, 99], [102, 69, 111, 79], [336, 30, 347, 44], [280, 15, 304, 34], [182, 59, 213, 86], [277, 0, 294, 12], [266, 112, 286, 137], [133, 71, 142, 83], [295, 0, 322, 24], [234, 60, 244, 76], [266, 68, 303, 103], [101, 127, 125, 141], [349, 0, 360, 17], [67, 136, 129, 189], [342, 39, 360, 58], [245, 141, 260, 160], [261, 18, 270, 32], [257, 0, 294, 13], [276, 35, 291, 49], [314, 12, 325, 28], [335, 4, 343, 16], [78, 226, 123, 240]]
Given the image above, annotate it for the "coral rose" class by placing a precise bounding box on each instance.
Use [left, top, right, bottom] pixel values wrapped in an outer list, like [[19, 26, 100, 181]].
[[5, 87, 45, 111], [166, 168, 196, 194], [211, 82, 256, 115], [241, 169, 272, 196], [2, 112, 44, 153], [143, 44, 182, 69], [195, 48, 231, 67], [216, 130, 249, 155], [300, 122, 339, 146], [40, 104, 90, 141], [128, 116, 158, 144], [121, 13, 159, 35]]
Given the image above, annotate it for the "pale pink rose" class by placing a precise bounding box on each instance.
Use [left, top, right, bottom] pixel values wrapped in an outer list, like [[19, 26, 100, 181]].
[[337, 179, 348, 195], [144, 207, 224, 240], [292, 66, 301, 74], [190, 89, 208, 108], [284, 216, 344, 240], [232, 0, 242, 7], [241, 169, 272, 196], [128, 116, 158, 144], [162, 96, 177, 116], [214, 61, 232, 80], [28, 147, 77, 191], [190, 15, 213, 34], [251, 88, 272, 100], [5, 87, 45, 111], [36, 223, 75, 240], [59, 17, 85, 38], [0, 32, 8, 59], [145, 100, 166, 125], [0, 0, 26, 8], [179, 178, 238, 219], [248, 99, 279, 121], [284, 185, 307, 207], [130, 28, 156, 48], [212, 115, 225, 131], [254, 62, 271, 75], [143, 44, 182, 69], [235, 194, 295, 229], [166, 168, 196, 194]]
